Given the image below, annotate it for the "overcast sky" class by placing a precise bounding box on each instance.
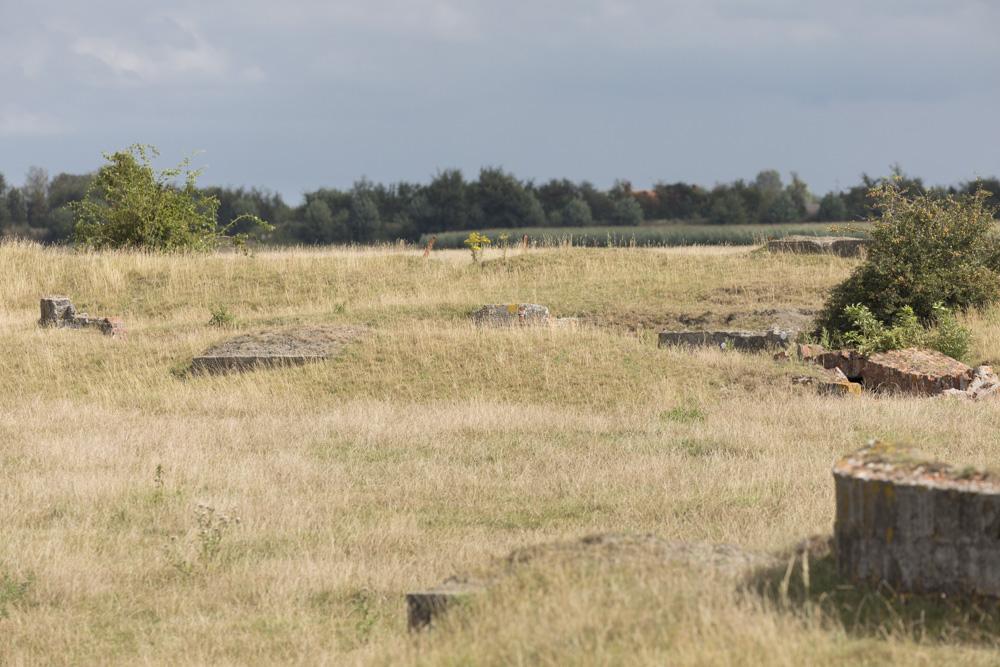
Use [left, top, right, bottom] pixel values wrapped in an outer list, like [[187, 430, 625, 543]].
[[1, 0, 998, 202]]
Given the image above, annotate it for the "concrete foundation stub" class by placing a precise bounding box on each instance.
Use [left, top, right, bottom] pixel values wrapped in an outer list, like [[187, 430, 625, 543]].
[[472, 304, 550, 326], [834, 441, 1000, 596], [658, 327, 793, 351], [39, 296, 76, 326]]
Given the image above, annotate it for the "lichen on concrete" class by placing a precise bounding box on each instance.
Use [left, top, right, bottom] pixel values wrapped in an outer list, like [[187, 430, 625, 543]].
[[472, 303, 550, 326], [834, 441, 1000, 596], [658, 327, 793, 351]]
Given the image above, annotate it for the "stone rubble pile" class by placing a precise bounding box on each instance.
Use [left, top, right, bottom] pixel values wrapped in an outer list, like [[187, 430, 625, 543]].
[[940, 365, 1000, 401]]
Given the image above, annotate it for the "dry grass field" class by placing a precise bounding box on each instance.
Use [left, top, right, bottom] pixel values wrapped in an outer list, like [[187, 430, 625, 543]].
[[3, 241, 1000, 665]]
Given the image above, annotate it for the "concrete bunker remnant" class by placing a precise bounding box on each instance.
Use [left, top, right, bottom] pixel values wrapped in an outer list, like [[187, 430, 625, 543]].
[[862, 348, 973, 396], [834, 441, 1000, 596], [190, 324, 364, 374], [39, 296, 125, 337], [658, 327, 793, 352], [799, 345, 975, 397], [767, 236, 869, 257], [472, 303, 550, 326]]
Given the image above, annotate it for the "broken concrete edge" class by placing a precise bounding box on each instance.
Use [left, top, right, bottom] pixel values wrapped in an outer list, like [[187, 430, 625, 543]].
[[406, 579, 487, 631], [658, 327, 794, 351], [189, 355, 328, 375], [39, 296, 126, 338], [817, 379, 863, 397], [834, 440, 998, 494]]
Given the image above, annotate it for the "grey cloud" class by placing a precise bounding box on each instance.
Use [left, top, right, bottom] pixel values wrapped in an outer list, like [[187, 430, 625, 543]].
[[0, 0, 998, 198]]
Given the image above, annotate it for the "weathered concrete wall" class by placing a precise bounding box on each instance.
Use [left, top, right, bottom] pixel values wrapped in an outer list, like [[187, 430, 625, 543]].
[[472, 303, 550, 326], [834, 444, 1000, 596], [658, 328, 792, 351]]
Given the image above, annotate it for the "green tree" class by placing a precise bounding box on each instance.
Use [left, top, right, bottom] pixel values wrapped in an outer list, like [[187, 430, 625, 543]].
[[761, 190, 799, 223], [348, 181, 381, 242], [557, 198, 594, 227], [816, 192, 848, 221], [707, 186, 749, 225], [23, 166, 48, 227], [786, 172, 811, 219], [301, 197, 351, 243], [44, 206, 76, 243], [651, 182, 708, 220], [72, 144, 269, 251], [608, 195, 643, 226], [0, 174, 9, 231], [578, 181, 614, 223], [6, 188, 27, 225], [47, 173, 92, 209], [419, 169, 476, 233], [474, 167, 545, 228], [536, 179, 580, 223]]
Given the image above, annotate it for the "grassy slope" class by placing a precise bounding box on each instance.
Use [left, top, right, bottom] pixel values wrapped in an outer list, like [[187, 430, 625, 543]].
[[2, 241, 1000, 665]]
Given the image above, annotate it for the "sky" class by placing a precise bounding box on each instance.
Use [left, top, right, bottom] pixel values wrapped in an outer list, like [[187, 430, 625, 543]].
[[1, 0, 998, 203]]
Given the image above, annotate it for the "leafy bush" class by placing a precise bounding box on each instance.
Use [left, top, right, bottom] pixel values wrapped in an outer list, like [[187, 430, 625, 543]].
[[463, 231, 491, 263], [208, 305, 236, 328], [815, 183, 999, 333], [72, 144, 271, 251], [924, 303, 973, 360], [837, 303, 971, 361]]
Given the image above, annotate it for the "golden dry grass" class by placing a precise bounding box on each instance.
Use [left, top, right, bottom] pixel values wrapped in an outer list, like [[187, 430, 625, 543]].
[[2, 240, 1000, 665]]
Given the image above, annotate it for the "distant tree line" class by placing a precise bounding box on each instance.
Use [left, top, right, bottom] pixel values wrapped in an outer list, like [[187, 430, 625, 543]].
[[1, 164, 997, 245]]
